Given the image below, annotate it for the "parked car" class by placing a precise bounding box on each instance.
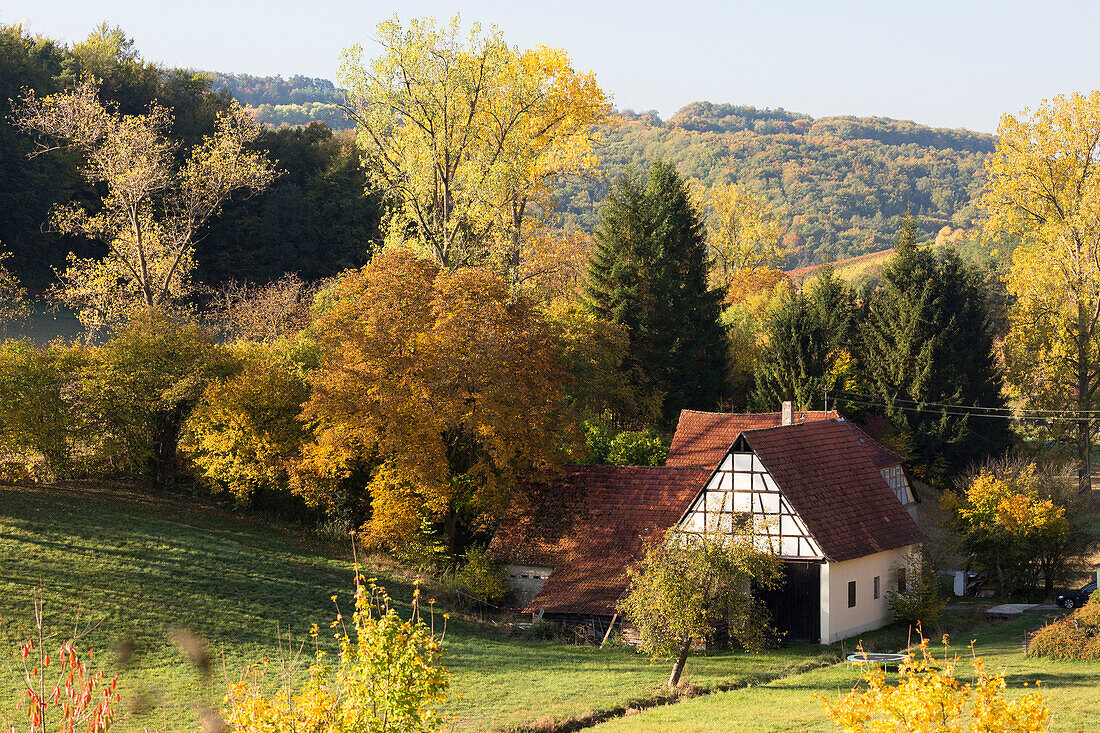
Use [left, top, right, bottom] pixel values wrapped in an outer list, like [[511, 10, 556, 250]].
[[1056, 581, 1097, 610]]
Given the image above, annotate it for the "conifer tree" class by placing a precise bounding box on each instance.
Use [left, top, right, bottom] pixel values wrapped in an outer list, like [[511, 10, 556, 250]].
[[857, 214, 1010, 484], [583, 161, 727, 425], [750, 267, 854, 411]]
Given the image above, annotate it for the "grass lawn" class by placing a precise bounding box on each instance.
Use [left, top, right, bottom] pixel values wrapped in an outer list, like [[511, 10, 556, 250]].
[[589, 612, 1100, 733], [0, 483, 823, 732]]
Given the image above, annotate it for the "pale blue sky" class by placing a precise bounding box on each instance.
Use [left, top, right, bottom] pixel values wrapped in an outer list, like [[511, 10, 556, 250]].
[[5, 0, 1099, 133]]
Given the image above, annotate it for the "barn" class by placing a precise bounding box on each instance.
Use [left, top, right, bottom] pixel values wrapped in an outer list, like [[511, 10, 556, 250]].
[[490, 407, 924, 645]]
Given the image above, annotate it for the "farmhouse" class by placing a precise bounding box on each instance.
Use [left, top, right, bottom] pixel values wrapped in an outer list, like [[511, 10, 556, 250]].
[[490, 406, 923, 644]]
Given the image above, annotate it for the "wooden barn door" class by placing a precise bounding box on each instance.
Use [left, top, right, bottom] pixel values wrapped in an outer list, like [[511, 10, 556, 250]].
[[756, 560, 821, 643]]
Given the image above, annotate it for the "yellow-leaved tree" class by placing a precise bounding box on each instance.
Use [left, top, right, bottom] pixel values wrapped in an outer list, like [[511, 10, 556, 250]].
[[294, 249, 579, 552], [693, 180, 785, 296], [983, 91, 1100, 491], [338, 15, 609, 275], [12, 76, 277, 334]]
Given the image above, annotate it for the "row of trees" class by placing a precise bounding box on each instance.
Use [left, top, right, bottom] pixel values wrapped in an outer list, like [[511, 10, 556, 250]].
[[747, 216, 1011, 484]]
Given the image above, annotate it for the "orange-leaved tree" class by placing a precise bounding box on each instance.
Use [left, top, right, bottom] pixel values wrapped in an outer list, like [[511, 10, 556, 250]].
[[295, 249, 579, 551]]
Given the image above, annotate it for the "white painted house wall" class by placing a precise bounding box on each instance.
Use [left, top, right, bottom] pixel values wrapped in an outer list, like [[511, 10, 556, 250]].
[[819, 544, 919, 644]]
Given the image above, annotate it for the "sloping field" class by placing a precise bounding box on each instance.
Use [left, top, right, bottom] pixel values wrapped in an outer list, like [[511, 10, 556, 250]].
[[787, 248, 894, 285], [0, 484, 822, 732]]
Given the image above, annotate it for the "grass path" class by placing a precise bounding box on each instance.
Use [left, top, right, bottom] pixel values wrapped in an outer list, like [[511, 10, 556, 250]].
[[0, 484, 822, 732]]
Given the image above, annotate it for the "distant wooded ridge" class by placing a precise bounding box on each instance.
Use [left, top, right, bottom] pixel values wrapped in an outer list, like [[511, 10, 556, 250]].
[[212, 72, 994, 268]]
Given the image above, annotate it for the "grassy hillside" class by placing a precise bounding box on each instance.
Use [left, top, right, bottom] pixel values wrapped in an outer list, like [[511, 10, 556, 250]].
[[0, 484, 823, 732], [555, 103, 994, 268], [1, 484, 1097, 732]]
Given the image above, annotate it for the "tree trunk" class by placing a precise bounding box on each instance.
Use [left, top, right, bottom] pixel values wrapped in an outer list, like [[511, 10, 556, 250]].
[[995, 549, 1007, 599], [667, 637, 692, 688], [1078, 301, 1093, 493], [443, 505, 457, 555]]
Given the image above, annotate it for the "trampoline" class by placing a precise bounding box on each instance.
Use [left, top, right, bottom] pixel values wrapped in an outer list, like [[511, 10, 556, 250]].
[[846, 652, 910, 668]]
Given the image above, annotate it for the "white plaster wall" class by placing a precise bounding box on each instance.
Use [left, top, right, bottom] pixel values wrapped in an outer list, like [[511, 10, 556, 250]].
[[822, 545, 918, 644], [504, 564, 553, 607]]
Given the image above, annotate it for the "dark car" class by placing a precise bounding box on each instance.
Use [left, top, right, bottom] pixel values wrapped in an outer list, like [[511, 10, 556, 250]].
[[1056, 581, 1097, 610]]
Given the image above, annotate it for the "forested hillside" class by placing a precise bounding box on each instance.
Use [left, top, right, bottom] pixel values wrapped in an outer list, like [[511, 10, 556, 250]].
[[556, 102, 996, 266], [204, 71, 352, 129]]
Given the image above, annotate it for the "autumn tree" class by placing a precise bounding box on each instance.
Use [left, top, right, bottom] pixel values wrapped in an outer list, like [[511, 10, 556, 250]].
[[584, 161, 728, 425], [80, 310, 230, 481], [182, 346, 312, 503], [618, 526, 784, 688], [12, 76, 277, 333], [297, 249, 578, 552], [0, 340, 86, 478], [943, 462, 1070, 598], [694, 181, 784, 294], [338, 15, 608, 272], [983, 92, 1100, 492]]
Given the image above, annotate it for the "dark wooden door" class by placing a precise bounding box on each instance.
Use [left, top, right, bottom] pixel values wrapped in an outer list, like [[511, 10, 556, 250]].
[[757, 560, 821, 643]]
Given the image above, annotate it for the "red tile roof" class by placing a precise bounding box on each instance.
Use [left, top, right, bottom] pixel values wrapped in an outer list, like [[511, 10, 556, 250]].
[[491, 419, 922, 617], [666, 409, 838, 468], [489, 465, 709, 615], [737, 420, 923, 562]]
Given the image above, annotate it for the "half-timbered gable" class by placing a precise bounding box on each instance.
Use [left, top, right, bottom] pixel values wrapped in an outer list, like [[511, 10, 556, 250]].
[[680, 449, 823, 559]]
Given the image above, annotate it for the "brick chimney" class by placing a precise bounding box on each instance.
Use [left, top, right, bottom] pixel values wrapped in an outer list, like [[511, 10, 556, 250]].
[[781, 401, 793, 426]]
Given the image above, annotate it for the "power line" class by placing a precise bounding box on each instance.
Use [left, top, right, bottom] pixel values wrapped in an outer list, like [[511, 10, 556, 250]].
[[833, 394, 1095, 423], [834, 390, 1100, 418]]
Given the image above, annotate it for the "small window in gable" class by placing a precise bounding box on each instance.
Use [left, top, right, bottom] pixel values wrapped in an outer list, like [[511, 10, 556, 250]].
[[898, 567, 907, 594], [848, 580, 857, 608], [873, 576, 880, 599]]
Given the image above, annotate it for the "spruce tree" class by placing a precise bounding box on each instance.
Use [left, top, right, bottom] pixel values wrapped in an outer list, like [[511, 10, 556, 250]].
[[750, 267, 854, 411], [857, 213, 1011, 484], [583, 160, 727, 426]]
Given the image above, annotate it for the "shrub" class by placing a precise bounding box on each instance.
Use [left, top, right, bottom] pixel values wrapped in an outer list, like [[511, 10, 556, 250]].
[[1027, 600, 1100, 660], [886, 549, 944, 629], [823, 635, 1051, 732], [454, 545, 507, 604], [582, 419, 668, 466], [0, 339, 86, 479], [223, 579, 449, 733], [182, 353, 310, 502], [80, 310, 231, 481], [607, 428, 668, 466], [6, 588, 121, 733]]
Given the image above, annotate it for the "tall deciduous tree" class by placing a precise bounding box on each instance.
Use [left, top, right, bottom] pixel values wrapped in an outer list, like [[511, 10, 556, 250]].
[[297, 249, 578, 552], [617, 526, 783, 688], [12, 76, 277, 333], [694, 181, 784, 294], [857, 215, 1010, 484], [338, 15, 608, 272], [583, 161, 728, 425], [983, 92, 1100, 492]]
